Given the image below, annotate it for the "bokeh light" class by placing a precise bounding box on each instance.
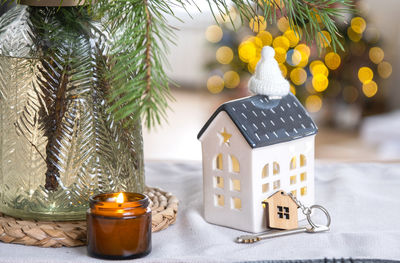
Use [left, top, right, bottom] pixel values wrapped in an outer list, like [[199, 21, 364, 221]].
[[279, 63, 287, 77], [358, 67, 373, 83], [310, 61, 329, 77], [294, 44, 310, 57], [224, 71, 240, 89], [249, 16, 267, 32], [290, 67, 307, 85], [238, 41, 257, 63], [277, 17, 289, 32], [312, 74, 329, 92], [216, 46, 234, 64], [207, 75, 224, 94], [274, 47, 287, 63], [347, 27, 362, 42], [317, 31, 331, 47], [273, 36, 290, 51], [351, 17, 367, 34], [305, 95, 322, 112], [205, 25, 223, 43], [287, 49, 302, 66], [257, 31, 273, 46], [294, 44, 310, 67], [248, 56, 261, 73], [377, 61, 392, 79], [369, 47, 384, 64], [324, 52, 341, 70], [283, 30, 300, 47], [362, 80, 378, 98]]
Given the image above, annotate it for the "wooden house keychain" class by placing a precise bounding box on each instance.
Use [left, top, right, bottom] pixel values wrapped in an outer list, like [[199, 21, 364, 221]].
[[236, 191, 331, 243]]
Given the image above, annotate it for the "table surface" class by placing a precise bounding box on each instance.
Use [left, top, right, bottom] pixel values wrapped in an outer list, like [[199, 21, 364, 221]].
[[0, 161, 399, 263]]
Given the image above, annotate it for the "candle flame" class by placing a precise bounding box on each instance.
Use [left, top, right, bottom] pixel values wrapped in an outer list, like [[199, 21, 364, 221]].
[[116, 192, 124, 204]]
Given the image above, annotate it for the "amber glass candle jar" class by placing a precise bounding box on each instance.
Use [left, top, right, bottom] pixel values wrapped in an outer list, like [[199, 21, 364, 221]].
[[87, 192, 151, 260]]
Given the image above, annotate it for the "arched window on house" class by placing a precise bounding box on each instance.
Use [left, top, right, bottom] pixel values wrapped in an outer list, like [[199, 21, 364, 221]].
[[262, 164, 269, 179], [290, 157, 296, 170], [215, 154, 223, 170], [230, 155, 240, 173], [273, 162, 280, 175], [300, 154, 307, 167]]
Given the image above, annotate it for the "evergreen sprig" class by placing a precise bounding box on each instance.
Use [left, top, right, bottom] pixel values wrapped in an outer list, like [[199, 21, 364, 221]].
[[3, 0, 353, 128], [92, 0, 352, 128]]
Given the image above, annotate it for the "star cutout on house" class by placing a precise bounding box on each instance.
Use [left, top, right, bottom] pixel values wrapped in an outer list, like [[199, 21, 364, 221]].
[[220, 128, 232, 145]]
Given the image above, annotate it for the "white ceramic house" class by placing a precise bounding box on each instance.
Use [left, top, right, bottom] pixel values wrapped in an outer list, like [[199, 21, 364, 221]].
[[197, 46, 318, 233]]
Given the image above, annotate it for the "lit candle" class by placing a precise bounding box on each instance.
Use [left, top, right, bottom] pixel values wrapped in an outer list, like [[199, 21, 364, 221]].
[[87, 192, 152, 260]]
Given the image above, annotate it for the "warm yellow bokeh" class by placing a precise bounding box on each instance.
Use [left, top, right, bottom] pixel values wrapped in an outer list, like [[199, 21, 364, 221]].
[[216, 46, 234, 64], [362, 80, 378, 98], [284, 30, 300, 47], [294, 44, 310, 68], [205, 25, 223, 43], [295, 44, 310, 57], [274, 47, 287, 63], [358, 67, 373, 83], [369, 47, 384, 64], [277, 17, 289, 32], [279, 63, 287, 77], [238, 41, 257, 63], [297, 56, 309, 68], [377, 61, 392, 79], [248, 56, 261, 73], [305, 95, 322, 112], [317, 31, 331, 48], [257, 31, 273, 46], [312, 74, 329, 92], [347, 27, 362, 42], [310, 61, 329, 77], [273, 36, 290, 51], [249, 16, 267, 32], [324, 52, 341, 70], [291, 50, 303, 66], [207, 75, 224, 94], [290, 68, 307, 85], [351, 17, 367, 34], [224, 71, 241, 89]]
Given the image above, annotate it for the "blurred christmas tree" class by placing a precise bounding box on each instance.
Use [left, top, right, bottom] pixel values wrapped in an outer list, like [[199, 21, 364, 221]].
[[205, 1, 392, 129]]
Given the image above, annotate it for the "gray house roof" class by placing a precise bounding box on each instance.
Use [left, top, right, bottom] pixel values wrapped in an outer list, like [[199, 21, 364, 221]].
[[197, 93, 318, 148]]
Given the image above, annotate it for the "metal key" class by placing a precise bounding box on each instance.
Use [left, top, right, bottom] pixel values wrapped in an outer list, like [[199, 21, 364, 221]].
[[236, 225, 329, 243]]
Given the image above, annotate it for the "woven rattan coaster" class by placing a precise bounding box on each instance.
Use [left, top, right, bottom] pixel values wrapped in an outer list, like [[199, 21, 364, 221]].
[[0, 186, 178, 248]]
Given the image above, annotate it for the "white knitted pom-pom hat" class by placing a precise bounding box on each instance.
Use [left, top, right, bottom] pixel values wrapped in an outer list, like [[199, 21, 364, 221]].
[[248, 46, 290, 99]]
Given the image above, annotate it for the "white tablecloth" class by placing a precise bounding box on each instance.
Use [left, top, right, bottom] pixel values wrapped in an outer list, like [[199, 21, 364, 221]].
[[0, 161, 399, 263]]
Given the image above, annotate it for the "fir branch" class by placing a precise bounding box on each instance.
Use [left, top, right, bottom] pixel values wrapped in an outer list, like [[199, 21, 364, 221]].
[[1, 0, 352, 129]]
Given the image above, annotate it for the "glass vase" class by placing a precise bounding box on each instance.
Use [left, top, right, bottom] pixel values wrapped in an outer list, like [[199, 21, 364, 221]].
[[0, 4, 144, 220]]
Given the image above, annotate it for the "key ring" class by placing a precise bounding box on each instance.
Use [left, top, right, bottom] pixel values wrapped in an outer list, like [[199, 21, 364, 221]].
[[306, 204, 331, 229]]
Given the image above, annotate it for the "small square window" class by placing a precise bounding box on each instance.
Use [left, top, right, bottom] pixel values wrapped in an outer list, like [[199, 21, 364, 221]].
[[300, 172, 307, 182], [232, 197, 241, 210], [232, 179, 240, 191], [277, 205, 290, 220], [262, 183, 269, 193], [301, 186, 307, 196], [273, 180, 280, 190], [290, 175, 296, 185], [291, 190, 297, 197], [215, 194, 224, 206], [215, 176, 224, 189]]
